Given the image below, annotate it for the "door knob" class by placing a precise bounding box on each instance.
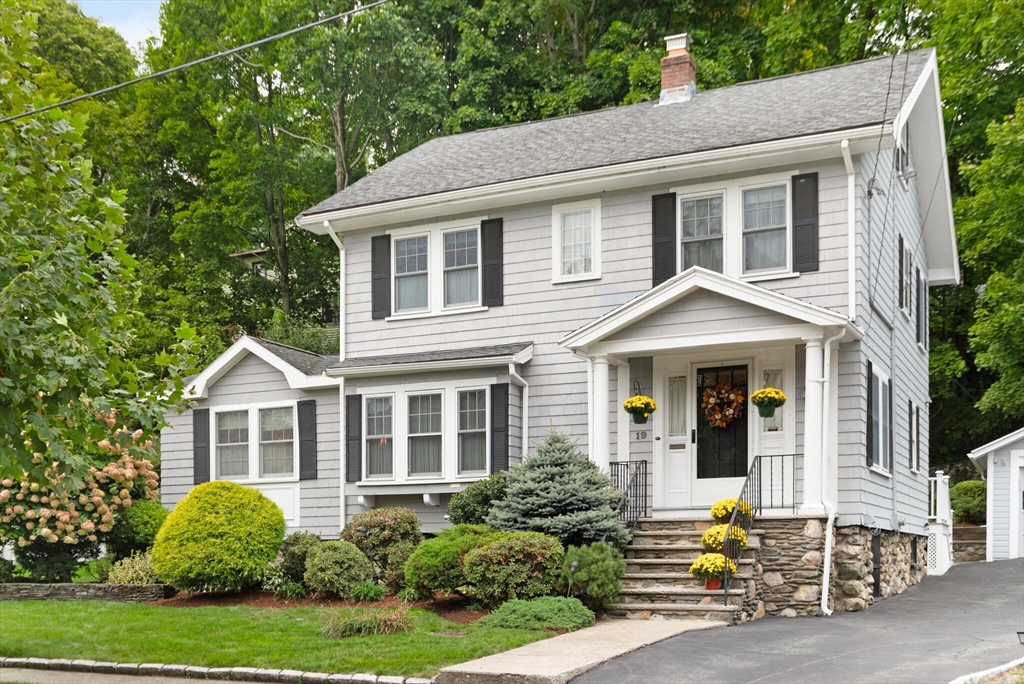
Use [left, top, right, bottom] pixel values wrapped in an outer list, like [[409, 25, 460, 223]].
[[655, 436, 661, 441]]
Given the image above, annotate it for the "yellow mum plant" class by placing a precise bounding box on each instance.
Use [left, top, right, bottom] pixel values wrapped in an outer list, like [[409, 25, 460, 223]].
[[750, 387, 787, 408], [700, 524, 748, 553], [622, 395, 657, 416], [688, 552, 737, 581], [709, 497, 753, 525]]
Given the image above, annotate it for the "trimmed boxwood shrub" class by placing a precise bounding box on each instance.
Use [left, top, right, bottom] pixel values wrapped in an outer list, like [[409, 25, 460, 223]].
[[951, 480, 987, 525], [464, 531, 563, 606], [341, 507, 422, 577], [151, 481, 286, 592], [383, 540, 417, 592], [304, 540, 373, 598], [480, 596, 595, 631], [555, 542, 625, 609], [447, 471, 508, 525], [404, 524, 505, 596], [106, 499, 170, 562], [279, 531, 321, 584]]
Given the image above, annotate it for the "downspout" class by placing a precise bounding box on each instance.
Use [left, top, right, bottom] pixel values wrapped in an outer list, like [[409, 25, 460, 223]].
[[324, 220, 345, 362], [819, 327, 846, 617], [841, 140, 856, 323], [508, 363, 530, 460]]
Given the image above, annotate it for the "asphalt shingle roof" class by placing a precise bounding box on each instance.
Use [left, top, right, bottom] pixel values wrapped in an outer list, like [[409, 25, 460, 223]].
[[299, 50, 931, 218], [327, 342, 533, 371], [248, 337, 338, 375]]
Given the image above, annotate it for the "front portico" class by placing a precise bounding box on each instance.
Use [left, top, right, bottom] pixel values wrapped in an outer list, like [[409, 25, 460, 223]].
[[560, 267, 857, 516]]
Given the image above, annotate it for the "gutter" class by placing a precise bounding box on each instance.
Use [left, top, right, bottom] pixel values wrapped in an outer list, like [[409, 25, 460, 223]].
[[841, 141, 856, 322], [819, 327, 846, 616], [508, 364, 530, 460]]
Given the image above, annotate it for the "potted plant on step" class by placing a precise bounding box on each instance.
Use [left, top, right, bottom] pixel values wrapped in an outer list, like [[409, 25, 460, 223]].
[[710, 497, 753, 526], [700, 524, 748, 559], [688, 553, 736, 591], [750, 387, 787, 418], [623, 395, 657, 425]]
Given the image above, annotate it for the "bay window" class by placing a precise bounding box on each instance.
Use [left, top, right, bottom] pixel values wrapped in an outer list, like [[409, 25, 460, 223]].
[[680, 194, 723, 273], [408, 394, 443, 476], [458, 389, 487, 474], [742, 185, 787, 273], [366, 396, 394, 477]]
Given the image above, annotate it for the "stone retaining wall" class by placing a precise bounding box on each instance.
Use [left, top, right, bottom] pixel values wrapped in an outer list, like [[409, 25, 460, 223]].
[[830, 527, 927, 612], [953, 526, 986, 563], [0, 582, 176, 602], [751, 517, 828, 618]]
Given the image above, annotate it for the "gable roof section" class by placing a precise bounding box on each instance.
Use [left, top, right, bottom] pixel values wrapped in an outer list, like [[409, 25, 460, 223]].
[[968, 427, 1024, 469], [559, 267, 853, 350], [326, 342, 533, 377], [186, 336, 339, 399], [298, 50, 931, 221]]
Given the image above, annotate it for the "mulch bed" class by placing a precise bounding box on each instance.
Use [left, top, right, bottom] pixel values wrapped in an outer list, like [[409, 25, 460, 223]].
[[148, 590, 489, 624]]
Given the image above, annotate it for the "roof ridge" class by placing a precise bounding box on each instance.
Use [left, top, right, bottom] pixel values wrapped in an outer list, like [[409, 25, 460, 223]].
[[248, 335, 329, 359]]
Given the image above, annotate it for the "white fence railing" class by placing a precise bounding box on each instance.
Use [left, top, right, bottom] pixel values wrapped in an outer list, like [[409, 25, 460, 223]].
[[927, 471, 954, 576]]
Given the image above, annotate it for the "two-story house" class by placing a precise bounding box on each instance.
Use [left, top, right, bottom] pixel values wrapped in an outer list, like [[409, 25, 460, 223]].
[[162, 36, 958, 617]]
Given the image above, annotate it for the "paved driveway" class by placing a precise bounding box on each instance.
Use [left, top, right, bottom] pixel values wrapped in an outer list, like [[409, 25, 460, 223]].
[[575, 559, 1024, 684]]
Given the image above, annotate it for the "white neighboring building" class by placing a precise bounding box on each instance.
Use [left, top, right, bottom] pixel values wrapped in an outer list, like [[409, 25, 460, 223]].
[[969, 428, 1024, 561]]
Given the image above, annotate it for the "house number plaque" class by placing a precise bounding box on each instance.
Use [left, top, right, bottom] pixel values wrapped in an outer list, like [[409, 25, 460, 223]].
[[632, 430, 651, 441]]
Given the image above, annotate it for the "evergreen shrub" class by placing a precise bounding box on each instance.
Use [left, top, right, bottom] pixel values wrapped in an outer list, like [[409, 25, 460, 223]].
[[487, 429, 628, 547], [304, 540, 373, 598], [0, 557, 14, 583], [340, 507, 422, 576], [403, 524, 505, 596], [463, 531, 563, 605], [383, 540, 417, 592], [480, 596, 595, 631], [108, 552, 159, 584], [555, 542, 625, 608], [15, 538, 100, 583], [106, 500, 169, 562], [951, 480, 987, 524], [279, 531, 321, 584], [151, 481, 285, 592], [447, 471, 508, 525]]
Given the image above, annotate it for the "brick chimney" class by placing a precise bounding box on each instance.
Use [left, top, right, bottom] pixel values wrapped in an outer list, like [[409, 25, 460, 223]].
[[659, 33, 696, 105]]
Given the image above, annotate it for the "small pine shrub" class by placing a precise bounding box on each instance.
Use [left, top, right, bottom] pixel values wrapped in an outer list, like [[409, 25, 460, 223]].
[[275, 581, 307, 600], [106, 500, 169, 562], [556, 542, 625, 609], [447, 472, 508, 525], [279, 532, 321, 584], [950, 480, 987, 525], [341, 507, 422, 576], [151, 481, 285, 592], [383, 541, 416, 592], [320, 607, 413, 638], [464, 532, 563, 606], [404, 524, 506, 596], [108, 552, 160, 584], [480, 597, 594, 631], [350, 580, 385, 602], [304, 541, 373, 598]]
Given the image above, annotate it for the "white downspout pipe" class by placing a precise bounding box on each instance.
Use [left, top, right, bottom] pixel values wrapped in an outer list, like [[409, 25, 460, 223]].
[[324, 220, 345, 362], [841, 140, 856, 323], [508, 363, 529, 460], [819, 328, 846, 616]]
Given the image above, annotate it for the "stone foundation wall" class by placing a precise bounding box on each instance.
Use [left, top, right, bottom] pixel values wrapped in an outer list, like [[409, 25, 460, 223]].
[[830, 526, 927, 612], [953, 526, 986, 563], [0, 583, 176, 602], [751, 517, 828, 618]]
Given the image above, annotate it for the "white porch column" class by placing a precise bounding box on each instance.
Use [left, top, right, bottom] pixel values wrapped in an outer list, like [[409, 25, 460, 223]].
[[592, 355, 611, 472], [800, 338, 826, 516]]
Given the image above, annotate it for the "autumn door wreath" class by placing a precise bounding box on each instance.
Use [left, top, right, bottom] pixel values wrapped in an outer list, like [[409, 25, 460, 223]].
[[701, 381, 745, 428]]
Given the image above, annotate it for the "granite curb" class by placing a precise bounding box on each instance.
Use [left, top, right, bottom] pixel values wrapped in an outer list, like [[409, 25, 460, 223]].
[[0, 657, 434, 683]]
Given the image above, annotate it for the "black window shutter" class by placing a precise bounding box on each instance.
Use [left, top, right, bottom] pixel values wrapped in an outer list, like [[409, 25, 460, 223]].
[[915, 405, 921, 469], [908, 399, 914, 469], [298, 399, 317, 480], [371, 235, 391, 320], [193, 408, 210, 485], [651, 193, 677, 288], [915, 267, 922, 344], [792, 173, 819, 272], [481, 218, 504, 307], [866, 360, 874, 468], [898, 235, 905, 309], [490, 383, 509, 473], [345, 394, 362, 483]]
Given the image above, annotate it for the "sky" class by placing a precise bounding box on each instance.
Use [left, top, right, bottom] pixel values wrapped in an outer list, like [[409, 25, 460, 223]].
[[77, 0, 163, 49]]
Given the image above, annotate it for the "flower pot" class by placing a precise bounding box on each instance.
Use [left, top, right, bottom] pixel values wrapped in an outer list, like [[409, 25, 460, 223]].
[[632, 414, 648, 425], [705, 578, 722, 591], [757, 404, 776, 418]]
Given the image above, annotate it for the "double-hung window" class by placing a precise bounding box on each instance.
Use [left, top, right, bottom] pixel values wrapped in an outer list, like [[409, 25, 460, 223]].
[[458, 389, 487, 474], [259, 407, 294, 477], [444, 229, 478, 307], [869, 364, 891, 472], [680, 194, 724, 273], [742, 185, 787, 273], [899, 235, 912, 315], [408, 394, 442, 477], [366, 396, 394, 478], [216, 411, 249, 479], [395, 236, 429, 312], [909, 401, 920, 472], [214, 405, 296, 481], [552, 200, 601, 282], [916, 268, 928, 348]]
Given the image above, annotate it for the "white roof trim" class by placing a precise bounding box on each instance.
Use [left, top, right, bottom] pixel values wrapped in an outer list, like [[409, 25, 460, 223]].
[[186, 336, 339, 399], [559, 267, 853, 350], [326, 346, 533, 378], [967, 427, 1024, 462]]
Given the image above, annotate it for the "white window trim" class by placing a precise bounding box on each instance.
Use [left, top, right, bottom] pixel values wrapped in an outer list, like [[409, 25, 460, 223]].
[[457, 387, 491, 477], [918, 271, 929, 352], [387, 217, 489, 320], [869, 364, 891, 474], [900, 238, 913, 319], [210, 400, 299, 484], [551, 198, 602, 284], [363, 393, 396, 481], [358, 377, 495, 485], [671, 171, 796, 281]]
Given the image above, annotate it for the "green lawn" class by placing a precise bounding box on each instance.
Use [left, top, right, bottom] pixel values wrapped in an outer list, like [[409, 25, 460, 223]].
[[0, 601, 551, 677]]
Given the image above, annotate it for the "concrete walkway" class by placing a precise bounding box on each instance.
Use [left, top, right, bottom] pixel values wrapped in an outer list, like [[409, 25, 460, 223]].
[[574, 559, 1024, 684], [435, 618, 723, 684]]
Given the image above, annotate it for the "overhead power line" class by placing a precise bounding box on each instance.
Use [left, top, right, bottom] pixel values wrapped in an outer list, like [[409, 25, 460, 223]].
[[0, 0, 391, 125]]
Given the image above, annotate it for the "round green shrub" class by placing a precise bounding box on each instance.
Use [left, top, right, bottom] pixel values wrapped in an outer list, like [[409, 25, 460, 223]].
[[464, 531, 564, 606], [555, 542, 625, 609], [279, 531, 321, 584], [304, 540, 373, 598], [108, 552, 159, 584], [951, 480, 987, 525], [404, 524, 505, 597], [14, 538, 100, 583], [480, 596, 595, 631], [383, 540, 417, 592], [151, 481, 286, 592], [0, 557, 15, 583], [106, 500, 170, 562], [448, 472, 508, 525], [341, 507, 422, 576]]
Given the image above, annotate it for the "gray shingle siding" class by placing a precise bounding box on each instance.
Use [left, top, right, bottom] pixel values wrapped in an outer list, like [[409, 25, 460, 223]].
[[991, 452, 1010, 559]]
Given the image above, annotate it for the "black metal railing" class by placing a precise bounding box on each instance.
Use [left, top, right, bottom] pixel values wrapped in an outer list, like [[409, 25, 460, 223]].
[[609, 460, 649, 538], [722, 453, 799, 605]]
